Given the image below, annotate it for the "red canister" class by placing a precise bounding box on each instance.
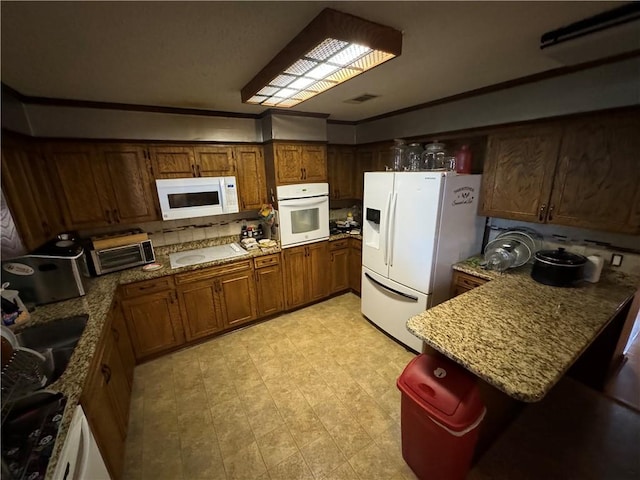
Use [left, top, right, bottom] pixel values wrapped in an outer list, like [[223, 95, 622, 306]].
[[455, 145, 472, 174]]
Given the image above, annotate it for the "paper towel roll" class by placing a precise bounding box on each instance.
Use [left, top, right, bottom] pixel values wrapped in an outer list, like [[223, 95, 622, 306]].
[[584, 255, 604, 283]]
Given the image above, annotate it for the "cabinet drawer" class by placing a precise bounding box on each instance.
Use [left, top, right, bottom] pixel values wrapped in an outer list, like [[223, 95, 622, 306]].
[[121, 276, 174, 297], [175, 260, 252, 285], [254, 254, 280, 269], [350, 238, 362, 251], [453, 271, 488, 290], [329, 239, 349, 251]]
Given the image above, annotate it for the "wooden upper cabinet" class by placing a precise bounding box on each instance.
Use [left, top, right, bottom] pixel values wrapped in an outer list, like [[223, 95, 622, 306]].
[[1, 139, 65, 250], [272, 143, 327, 185], [99, 144, 159, 224], [274, 143, 305, 184], [480, 109, 640, 233], [480, 125, 561, 223], [236, 145, 267, 211], [328, 146, 355, 200], [47, 142, 113, 228], [193, 145, 236, 177], [548, 112, 640, 233], [301, 145, 327, 182], [150, 145, 196, 178]]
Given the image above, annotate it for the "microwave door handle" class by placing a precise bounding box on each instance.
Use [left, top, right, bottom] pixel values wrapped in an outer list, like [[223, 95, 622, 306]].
[[96, 243, 142, 255]]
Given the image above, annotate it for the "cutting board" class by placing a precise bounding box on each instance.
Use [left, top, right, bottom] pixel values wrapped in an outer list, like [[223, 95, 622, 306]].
[[92, 232, 148, 250]]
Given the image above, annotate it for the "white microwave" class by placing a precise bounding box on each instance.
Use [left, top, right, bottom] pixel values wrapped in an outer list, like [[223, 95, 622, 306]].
[[156, 176, 239, 220]]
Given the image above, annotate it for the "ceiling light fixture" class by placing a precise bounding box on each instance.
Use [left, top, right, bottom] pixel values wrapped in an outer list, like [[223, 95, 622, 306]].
[[241, 8, 402, 108]]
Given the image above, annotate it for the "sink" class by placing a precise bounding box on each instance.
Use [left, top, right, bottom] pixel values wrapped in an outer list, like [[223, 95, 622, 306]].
[[15, 315, 88, 386], [16, 315, 88, 351], [168, 243, 247, 269]]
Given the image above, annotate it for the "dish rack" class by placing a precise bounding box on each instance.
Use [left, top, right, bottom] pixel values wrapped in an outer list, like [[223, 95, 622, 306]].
[[1, 347, 49, 424]]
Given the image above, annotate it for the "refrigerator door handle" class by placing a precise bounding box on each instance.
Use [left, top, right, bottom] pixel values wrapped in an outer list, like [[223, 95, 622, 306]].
[[364, 272, 419, 301], [388, 192, 398, 266], [384, 192, 393, 265]]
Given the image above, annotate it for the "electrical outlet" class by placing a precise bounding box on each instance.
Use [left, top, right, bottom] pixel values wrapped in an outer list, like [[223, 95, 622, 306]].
[[611, 254, 623, 267]]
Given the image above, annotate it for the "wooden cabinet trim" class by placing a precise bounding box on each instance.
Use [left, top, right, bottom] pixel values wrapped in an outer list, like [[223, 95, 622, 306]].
[[174, 260, 253, 285], [254, 254, 280, 269], [121, 276, 175, 298]]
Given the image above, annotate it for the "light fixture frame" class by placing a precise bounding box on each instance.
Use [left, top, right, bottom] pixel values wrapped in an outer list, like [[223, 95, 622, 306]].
[[241, 8, 402, 106]]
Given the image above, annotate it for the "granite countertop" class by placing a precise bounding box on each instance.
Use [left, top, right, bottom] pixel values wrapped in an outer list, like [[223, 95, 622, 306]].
[[407, 258, 639, 402], [16, 235, 285, 478]]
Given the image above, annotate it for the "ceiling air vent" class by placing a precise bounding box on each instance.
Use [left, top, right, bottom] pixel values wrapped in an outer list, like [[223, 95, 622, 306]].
[[344, 94, 379, 104]]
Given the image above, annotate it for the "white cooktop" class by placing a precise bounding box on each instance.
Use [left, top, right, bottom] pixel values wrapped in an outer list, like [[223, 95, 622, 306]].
[[169, 243, 246, 269]]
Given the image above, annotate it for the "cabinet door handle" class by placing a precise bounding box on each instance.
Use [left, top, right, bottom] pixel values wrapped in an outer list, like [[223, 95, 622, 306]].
[[538, 203, 547, 222], [105, 209, 112, 224], [191, 164, 197, 177], [196, 164, 202, 177], [101, 364, 112, 384], [303, 168, 307, 180], [300, 168, 304, 180], [112, 209, 119, 223], [548, 204, 555, 221], [169, 292, 176, 304], [111, 327, 120, 342]]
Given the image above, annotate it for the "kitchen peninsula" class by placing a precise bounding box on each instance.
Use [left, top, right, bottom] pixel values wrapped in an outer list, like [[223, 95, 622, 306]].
[[407, 260, 638, 402]]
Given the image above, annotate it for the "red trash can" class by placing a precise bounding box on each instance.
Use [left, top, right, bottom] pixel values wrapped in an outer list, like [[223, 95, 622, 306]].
[[397, 354, 485, 480]]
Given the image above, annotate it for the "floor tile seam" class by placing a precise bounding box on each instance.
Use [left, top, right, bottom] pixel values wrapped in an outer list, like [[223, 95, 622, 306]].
[[207, 412, 237, 480], [329, 427, 375, 462], [299, 432, 350, 479]]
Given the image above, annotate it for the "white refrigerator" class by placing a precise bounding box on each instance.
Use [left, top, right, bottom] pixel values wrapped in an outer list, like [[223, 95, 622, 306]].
[[361, 172, 484, 352]]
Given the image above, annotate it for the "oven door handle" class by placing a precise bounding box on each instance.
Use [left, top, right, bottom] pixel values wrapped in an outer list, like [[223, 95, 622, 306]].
[[279, 197, 327, 208]]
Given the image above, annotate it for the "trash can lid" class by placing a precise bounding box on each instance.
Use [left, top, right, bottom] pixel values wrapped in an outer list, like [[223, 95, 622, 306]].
[[397, 354, 485, 432]]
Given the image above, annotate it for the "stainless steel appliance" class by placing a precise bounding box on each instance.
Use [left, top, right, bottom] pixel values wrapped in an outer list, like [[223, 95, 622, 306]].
[[89, 239, 155, 276], [156, 176, 239, 220], [277, 183, 329, 248], [1, 238, 89, 305]]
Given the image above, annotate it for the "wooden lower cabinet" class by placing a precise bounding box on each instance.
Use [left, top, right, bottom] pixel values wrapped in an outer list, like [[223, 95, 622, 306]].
[[121, 289, 184, 361], [254, 254, 284, 317], [283, 242, 329, 309], [177, 280, 225, 341], [330, 239, 350, 294], [450, 270, 489, 297], [349, 238, 362, 294], [109, 298, 136, 388], [81, 309, 132, 480], [218, 267, 258, 327], [176, 260, 258, 339]]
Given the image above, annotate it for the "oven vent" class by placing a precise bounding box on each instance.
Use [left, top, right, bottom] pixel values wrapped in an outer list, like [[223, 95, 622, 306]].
[[344, 94, 379, 104]]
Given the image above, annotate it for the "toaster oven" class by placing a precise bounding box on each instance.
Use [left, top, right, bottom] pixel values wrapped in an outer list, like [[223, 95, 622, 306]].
[[89, 240, 155, 276]]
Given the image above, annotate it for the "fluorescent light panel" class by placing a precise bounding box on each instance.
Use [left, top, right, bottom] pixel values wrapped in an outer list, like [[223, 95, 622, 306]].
[[241, 8, 402, 108]]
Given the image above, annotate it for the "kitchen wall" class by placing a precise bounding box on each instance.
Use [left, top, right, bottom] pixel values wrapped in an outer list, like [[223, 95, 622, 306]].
[[79, 211, 264, 248], [487, 218, 640, 276], [3, 57, 637, 145], [353, 56, 640, 144]]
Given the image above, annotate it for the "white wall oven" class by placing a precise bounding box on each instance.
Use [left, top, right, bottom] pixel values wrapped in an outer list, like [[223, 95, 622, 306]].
[[155, 177, 239, 220], [277, 183, 329, 248]]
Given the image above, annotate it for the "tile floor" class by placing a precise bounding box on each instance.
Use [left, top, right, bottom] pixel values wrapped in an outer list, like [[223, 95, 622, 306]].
[[122, 293, 419, 480]]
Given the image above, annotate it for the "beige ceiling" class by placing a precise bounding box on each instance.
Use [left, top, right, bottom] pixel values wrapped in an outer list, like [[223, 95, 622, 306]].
[[0, 1, 624, 122]]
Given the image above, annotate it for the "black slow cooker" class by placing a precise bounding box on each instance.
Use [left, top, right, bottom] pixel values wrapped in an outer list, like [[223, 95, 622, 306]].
[[531, 248, 587, 287]]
